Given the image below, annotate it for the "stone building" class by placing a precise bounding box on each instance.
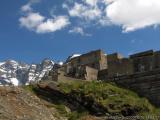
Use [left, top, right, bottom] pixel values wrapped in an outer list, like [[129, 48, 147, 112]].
[[107, 53, 134, 77], [64, 50, 107, 80], [98, 50, 160, 79], [66, 49, 107, 70], [45, 49, 160, 82], [74, 65, 98, 80], [43, 49, 160, 107], [130, 50, 160, 73]]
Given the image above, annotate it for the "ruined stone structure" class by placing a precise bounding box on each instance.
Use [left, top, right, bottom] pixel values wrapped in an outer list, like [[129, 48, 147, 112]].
[[53, 49, 160, 82], [98, 50, 160, 79], [107, 53, 134, 77], [44, 49, 160, 107], [130, 50, 160, 73], [101, 50, 160, 107], [110, 70, 160, 107], [64, 50, 107, 80]]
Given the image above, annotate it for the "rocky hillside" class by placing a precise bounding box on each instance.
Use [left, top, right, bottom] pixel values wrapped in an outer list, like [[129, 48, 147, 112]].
[[0, 86, 66, 120], [5, 80, 157, 120], [0, 59, 55, 86]]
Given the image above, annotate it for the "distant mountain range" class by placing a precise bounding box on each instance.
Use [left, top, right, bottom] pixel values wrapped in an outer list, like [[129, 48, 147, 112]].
[[0, 59, 57, 86], [0, 54, 84, 86]]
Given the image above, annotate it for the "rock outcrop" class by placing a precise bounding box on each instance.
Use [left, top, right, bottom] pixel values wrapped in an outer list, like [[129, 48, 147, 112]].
[[0, 86, 64, 120]]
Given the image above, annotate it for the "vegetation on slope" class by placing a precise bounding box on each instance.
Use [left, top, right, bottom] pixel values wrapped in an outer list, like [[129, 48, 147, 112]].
[[58, 81, 160, 118], [24, 81, 160, 120]]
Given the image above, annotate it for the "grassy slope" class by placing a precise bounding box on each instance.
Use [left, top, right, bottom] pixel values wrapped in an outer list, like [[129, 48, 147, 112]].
[[23, 80, 160, 120], [58, 81, 160, 117]]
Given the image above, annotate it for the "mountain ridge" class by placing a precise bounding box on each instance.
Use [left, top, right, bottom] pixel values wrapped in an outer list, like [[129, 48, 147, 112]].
[[0, 59, 57, 86]]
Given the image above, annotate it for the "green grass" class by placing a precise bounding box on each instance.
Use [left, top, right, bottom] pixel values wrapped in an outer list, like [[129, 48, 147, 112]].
[[23, 81, 160, 119], [22, 85, 36, 93], [52, 104, 88, 120], [59, 81, 160, 116], [22, 84, 88, 120]]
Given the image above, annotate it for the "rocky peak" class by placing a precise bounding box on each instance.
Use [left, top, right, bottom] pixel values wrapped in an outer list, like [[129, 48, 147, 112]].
[[0, 59, 55, 86]]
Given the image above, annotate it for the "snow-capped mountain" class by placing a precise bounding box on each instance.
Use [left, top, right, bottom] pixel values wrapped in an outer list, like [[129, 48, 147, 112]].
[[0, 59, 54, 86]]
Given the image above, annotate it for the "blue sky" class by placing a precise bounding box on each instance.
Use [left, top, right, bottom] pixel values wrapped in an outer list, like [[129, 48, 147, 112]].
[[0, 0, 160, 63]]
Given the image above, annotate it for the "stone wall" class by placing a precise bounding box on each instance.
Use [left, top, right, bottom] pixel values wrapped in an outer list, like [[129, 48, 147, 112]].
[[98, 69, 108, 80], [84, 66, 98, 80], [64, 50, 107, 80], [154, 51, 160, 68], [99, 50, 160, 107], [129, 50, 160, 73], [130, 50, 155, 73], [109, 69, 160, 107], [67, 65, 98, 81], [44, 49, 160, 107], [66, 50, 107, 72], [104, 50, 160, 78], [107, 53, 134, 77]]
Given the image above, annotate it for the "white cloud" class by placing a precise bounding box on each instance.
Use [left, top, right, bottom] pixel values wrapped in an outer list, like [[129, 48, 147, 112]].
[[21, 4, 32, 12], [69, 27, 91, 36], [19, 0, 70, 34], [67, 2, 102, 21], [20, 0, 160, 34], [21, 0, 40, 12], [19, 12, 70, 33], [19, 12, 44, 30], [36, 16, 70, 33], [84, 0, 98, 7], [106, 0, 160, 32], [64, 0, 160, 32]]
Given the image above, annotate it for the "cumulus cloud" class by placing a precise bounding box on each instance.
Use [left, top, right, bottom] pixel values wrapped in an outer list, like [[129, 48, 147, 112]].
[[21, 4, 32, 12], [19, 12, 70, 33], [19, 0, 70, 34], [64, 0, 160, 32], [36, 16, 70, 33], [69, 27, 91, 36], [19, 12, 44, 30], [21, 0, 40, 12], [63, 0, 110, 27], [106, 0, 160, 32], [64, 1, 102, 21], [20, 0, 160, 34], [84, 0, 98, 6]]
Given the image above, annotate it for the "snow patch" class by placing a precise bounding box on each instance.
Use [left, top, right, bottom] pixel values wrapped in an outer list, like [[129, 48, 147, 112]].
[[58, 61, 63, 66], [0, 62, 5, 66], [70, 54, 81, 59], [10, 78, 19, 86]]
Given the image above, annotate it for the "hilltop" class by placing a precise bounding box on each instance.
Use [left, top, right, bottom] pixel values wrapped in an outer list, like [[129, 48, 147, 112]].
[[0, 49, 160, 119], [0, 80, 159, 120]]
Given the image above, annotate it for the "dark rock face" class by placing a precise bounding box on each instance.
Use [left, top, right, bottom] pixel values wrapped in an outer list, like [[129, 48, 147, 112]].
[[35, 82, 108, 116], [120, 104, 142, 116]]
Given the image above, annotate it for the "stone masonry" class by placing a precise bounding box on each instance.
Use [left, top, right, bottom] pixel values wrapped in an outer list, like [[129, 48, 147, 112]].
[[64, 49, 107, 80], [44, 49, 160, 107]]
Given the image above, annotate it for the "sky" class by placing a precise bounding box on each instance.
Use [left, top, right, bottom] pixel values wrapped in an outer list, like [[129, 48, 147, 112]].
[[0, 0, 160, 63]]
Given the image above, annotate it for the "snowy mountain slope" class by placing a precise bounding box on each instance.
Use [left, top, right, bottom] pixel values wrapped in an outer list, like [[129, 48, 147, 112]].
[[0, 59, 55, 86]]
